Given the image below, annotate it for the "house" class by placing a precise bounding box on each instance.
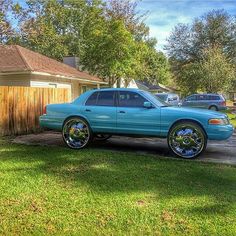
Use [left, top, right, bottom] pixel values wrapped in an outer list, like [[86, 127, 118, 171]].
[[114, 78, 177, 93], [0, 45, 106, 99]]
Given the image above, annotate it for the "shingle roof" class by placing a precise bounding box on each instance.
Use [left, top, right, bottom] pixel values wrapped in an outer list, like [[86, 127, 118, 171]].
[[0, 45, 103, 83]]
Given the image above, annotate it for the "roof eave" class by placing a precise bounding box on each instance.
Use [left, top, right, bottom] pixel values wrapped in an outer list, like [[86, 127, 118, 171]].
[[0, 71, 107, 84]]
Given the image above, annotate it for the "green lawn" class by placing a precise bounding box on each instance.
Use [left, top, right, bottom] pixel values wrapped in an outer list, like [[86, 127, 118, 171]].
[[0, 139, 236, 235], [224, 109, 236, 128]]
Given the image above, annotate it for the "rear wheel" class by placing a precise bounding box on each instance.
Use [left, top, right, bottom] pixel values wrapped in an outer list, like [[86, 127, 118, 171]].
[[94, 134, 112, 141], [62, 117, 92, 149], [168, 121, 207, 159], [209, 105, 218, 111]]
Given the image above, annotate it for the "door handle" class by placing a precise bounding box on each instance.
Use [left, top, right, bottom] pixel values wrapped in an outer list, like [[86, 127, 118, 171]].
[[118, 111, 125, 113], [85, 109, 91, 112]]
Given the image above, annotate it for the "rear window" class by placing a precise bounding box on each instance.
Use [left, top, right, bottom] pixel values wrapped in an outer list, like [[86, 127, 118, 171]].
[[209, 95, 221, 101]]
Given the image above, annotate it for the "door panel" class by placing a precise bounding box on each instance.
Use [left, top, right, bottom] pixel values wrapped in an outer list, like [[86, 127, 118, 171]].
[[84, 106, 117, 132], [116, 91, 161, 135], [117, 107, 161, 135], [83, 91, 117, 133]]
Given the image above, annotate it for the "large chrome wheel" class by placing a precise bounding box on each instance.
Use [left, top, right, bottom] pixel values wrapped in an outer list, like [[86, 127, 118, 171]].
[[168, 122, 207, 159], [62, 117, 91, 149], [94, 134, 112, 141]]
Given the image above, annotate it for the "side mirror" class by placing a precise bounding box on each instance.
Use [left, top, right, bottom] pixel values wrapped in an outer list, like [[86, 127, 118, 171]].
[[144, 101, 153, 109]]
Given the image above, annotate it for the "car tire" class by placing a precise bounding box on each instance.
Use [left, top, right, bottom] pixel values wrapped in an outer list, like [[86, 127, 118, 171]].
[[209, 105, 218, 111], [167, 121, 207, 159], [94, 134, 112, 141], [62, 117, 92, 149]]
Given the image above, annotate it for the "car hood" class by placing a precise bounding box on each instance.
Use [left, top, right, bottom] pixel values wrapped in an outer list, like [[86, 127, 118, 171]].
[[161, 106, 227, 118]]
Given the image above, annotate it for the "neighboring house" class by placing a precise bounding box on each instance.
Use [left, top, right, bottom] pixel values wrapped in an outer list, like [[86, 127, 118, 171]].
[[0, 45, 106, 100], [114, 78, 177, 93]]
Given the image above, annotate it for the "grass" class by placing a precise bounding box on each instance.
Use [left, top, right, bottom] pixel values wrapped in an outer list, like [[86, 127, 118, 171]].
[[0, 138, 236, 235], [224, 109, 236, 128]]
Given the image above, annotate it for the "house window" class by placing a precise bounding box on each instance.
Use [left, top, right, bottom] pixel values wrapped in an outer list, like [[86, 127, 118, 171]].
[[49, 83, 57, 88], [81, 86, 87, 94]]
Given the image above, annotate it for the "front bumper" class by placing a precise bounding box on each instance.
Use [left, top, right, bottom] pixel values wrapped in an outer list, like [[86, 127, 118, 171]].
[[207, 124, 234, 140]]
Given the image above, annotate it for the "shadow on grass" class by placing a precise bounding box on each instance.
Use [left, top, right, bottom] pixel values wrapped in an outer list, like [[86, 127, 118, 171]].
[[1, 140, 236, 214]]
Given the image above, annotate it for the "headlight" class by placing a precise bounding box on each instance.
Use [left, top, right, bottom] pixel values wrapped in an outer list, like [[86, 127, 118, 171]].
[[208, 118, 229, 125]]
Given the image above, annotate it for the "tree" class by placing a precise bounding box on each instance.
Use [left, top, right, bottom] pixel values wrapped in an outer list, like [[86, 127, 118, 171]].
[[0, 0, 14, 44], [137, 42, 172, 84], [104, 0, 149, 41], [166, 10, 236, 63], [197, 47, 235, 93], [166, 10, 236, 94], [81, 18, 138, 86], [12, 0, 91, 60]]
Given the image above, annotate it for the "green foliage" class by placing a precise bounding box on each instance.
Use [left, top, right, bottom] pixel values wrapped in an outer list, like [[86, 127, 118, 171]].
[[81, 18, 138, 85], [197, 47, 235, 93], [166, 10, 236, 94], [176, 47, 235, 96]]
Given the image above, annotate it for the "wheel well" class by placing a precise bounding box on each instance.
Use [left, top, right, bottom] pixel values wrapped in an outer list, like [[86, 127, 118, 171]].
[[209, 104, 218, 109], [169, 119, 208, 138], [63, 115, 90, 126]]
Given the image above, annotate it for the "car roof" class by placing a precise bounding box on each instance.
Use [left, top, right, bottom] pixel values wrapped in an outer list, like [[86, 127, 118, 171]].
[[90, 88, 142, 92], [188, 93, 221, 96]]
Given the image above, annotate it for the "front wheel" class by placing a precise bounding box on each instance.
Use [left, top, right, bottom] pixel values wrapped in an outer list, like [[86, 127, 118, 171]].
[[167, 121, 207, 159], [62, 117, 92, 149]]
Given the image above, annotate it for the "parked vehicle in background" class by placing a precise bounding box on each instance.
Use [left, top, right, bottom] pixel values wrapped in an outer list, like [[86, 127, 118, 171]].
[[40, 88, 234, 159], [181, 94, 227, 111], [155, 93, 180, 106]]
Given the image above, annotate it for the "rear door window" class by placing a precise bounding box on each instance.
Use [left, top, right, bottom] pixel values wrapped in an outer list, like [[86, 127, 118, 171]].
[[85, 91, 115, 106], [85, 92, 99, 106], [96, 91, 115, 106], [210, 95, 221, 101]]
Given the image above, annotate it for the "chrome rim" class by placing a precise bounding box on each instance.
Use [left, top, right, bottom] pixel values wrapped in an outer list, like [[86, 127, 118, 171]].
[[169, 124, 205, 158], [63, 119, 90, 149], [95, 134, 111, 141]]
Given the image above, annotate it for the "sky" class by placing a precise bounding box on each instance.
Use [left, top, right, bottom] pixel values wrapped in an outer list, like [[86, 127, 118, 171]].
[[137, 0, 236, 51]]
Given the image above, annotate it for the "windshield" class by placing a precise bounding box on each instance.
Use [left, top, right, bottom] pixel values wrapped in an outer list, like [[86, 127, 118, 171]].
[[140, 91, 169, 107]]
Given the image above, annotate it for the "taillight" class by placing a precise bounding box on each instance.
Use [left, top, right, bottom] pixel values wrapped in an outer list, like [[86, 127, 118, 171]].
[[220, 101, 226, 106], [43, 106, 47, 115]]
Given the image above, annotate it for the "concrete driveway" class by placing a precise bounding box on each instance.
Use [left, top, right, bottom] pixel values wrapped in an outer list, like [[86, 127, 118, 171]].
[[13, 131, 236, 165]]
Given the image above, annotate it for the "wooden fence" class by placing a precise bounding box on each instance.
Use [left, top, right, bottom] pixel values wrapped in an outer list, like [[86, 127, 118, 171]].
[[0, 86, 71, 136]]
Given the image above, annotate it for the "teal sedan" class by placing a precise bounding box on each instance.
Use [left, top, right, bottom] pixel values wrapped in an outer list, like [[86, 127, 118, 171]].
[[39, 88, 234, 159]]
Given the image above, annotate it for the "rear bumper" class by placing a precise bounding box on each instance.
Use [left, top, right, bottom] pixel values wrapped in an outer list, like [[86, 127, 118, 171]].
[[39, 115, 63, 131], [218, 106, 227, 111], [207, 124, 234, 140]]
